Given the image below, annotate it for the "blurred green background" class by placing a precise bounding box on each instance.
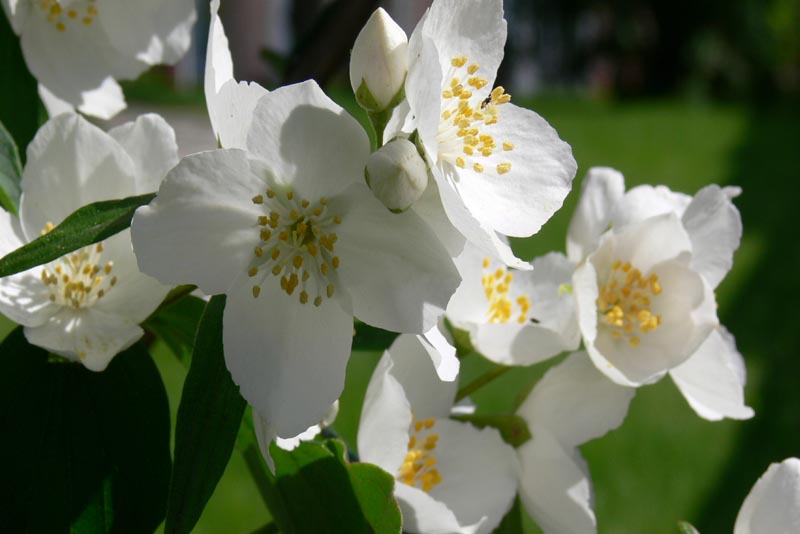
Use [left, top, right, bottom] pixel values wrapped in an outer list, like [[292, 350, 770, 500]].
[[2, 0, 799, 532]]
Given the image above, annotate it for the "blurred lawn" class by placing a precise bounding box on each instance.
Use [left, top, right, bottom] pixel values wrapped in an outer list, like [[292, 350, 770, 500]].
[[1, 93, 797, 534]]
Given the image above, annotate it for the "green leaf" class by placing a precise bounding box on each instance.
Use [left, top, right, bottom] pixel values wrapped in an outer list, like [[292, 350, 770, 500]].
[[268, 439, 401, 534], [352, 321, 399, 352], [166, 295, 248, 534], [0, 14, 39, 162], [492, 496, 524, 533], [348, 463, 402, 534], [0, 120, 22, 214], [0, 192, 155, 278], [451, 413, 532, 448], [0, 328, 171, 533], [144, 294, 206, 366]]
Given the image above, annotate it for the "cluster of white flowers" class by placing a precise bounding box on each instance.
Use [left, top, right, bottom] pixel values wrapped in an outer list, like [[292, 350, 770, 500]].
[[0, 0, 797, 532]]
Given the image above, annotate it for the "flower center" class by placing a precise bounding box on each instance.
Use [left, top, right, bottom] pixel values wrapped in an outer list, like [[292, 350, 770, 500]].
[[481, 257, 531, 324], [39, 222, 116, 309], [398, 417, 442, 493], [37, 0, 98, 32], [436, 55, 514, 177], [597, 259, 663, 348], [247, 187, 343, 306]]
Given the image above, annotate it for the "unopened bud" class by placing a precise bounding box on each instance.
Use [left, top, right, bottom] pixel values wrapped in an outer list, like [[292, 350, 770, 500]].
[[350, 8, 408, 112], [366, 139, 428, 212]]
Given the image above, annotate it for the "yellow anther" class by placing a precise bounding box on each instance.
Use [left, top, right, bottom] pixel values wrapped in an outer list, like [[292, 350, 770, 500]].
[[82, 17, 92, 25], [266, 189, 276, 198], [56, 22, 66, 31], [333, 215, 342, 225], [314, 296, 323, 307], [87, 5, 97, 15], [260, 229, 271, 241], [497, 163, 512, 175], [258, 216, 268, 226], [467, 63, 479, 74], [272, 264, 282, 276], [287, 191, 294, 200], [307, 243, 318, 256], [252, 194, 264, 204], [299, 291, 309, 304], [320, 198, 329, 206], [327, 284, 334, 298], [442, 90, 454, 99], [248, 267, 258, 277], [332, 256, 340, 268], [292, 255, 303, 269], [290, 209, 299, 220], [473, 163, 484, 173], [424, 418, 435, 429], [321, 263, 329, 276], [271, 248, 281, 260], [451, 56, 468, 67], [252, 285, 261, 298]]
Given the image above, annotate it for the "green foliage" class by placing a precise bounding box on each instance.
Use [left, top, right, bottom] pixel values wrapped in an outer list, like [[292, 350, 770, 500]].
[[0, 120, 22, 214], [493, 497, 524, 534], [0, 329, 171, 533], [144, 292, 206, 366], [166, 295, 247, 534], [352, 321, 399, 352], [0, 13, 39, 160], [267, 439, 402, 534], [0, 193, 154, 278]]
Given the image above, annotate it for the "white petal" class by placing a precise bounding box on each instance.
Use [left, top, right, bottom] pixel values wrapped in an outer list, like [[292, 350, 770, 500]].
[[332, 184, 460, 334], [471, 323, 567, 367], [246, 81, 369, 200], [0, 270, 58, 327], [130, 149, 264, 295], [611, 184, 691, 228], [91, 230, 170, 323], [405, 32, 444, 160], [358, 353, 413, 475], [38, 83, 76, 117], [566, 167, 625, 262], [517, 351, 634, 448], [71, 77, 127, 121], [24, 307, 143, 371], [2, 0, 29, 33], [222, 274, 353, 437], [20, 113, 138, 240], [435, 166, 529, 269], [0, 207, 25, 255], [447, 241, 494, 326], [383, 334, 458, 419], [450, 103, 576, 237], [97, 0, 196, 66], [19, 14, 141, 117], [518, 430, 597, 534], [415, 0, 506, 93], [253, 413, 277, 473], [395, 483, 483, 534], [682, 184, 743, 288], [425, 419, 518, 533], [670, 327, 754, 421], [383, 99, 414, 144], [606, 213, 693, 275], [422, 323, 460, 382], [734, 458, 800, 534], [205, 0, 233, 95], [108, 114, 180, 193]]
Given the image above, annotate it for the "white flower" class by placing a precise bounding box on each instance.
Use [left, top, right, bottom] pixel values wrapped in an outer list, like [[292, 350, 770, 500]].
[[204, 0, 268, 149], [568, 167, 753, 420], [447, 241, 580, 366], [516, 351, 634, 533], [131, 80, 460, 438], [2, 0, 196, 119], [366, 138, 428, 212], [396, 0, 576, 266], [358, 334, 517, 534], [349, 7, 408, 112], [734, 457, 800, 534], [0, 113, 175, 370]]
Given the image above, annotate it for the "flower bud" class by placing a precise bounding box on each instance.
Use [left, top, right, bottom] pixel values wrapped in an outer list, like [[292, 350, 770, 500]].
[[350, 8, 408, 112], [366, 139, 428, 212]]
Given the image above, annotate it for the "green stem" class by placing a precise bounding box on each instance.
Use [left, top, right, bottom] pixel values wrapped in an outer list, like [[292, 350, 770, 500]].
[[367, 108, 392, 150], [455, 365, 512, 401]]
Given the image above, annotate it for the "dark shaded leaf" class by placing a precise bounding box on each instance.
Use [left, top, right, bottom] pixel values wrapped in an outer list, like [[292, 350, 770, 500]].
[[0, 329, 171, 533], [166, 295, 247, 534], [492, 496, 524, 534], [0, 193, 155, 278], [0, 14, 39, 162], [352, 321, 399, 352], [0, 120, 22, 214], [144, 293, 205, 365]]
